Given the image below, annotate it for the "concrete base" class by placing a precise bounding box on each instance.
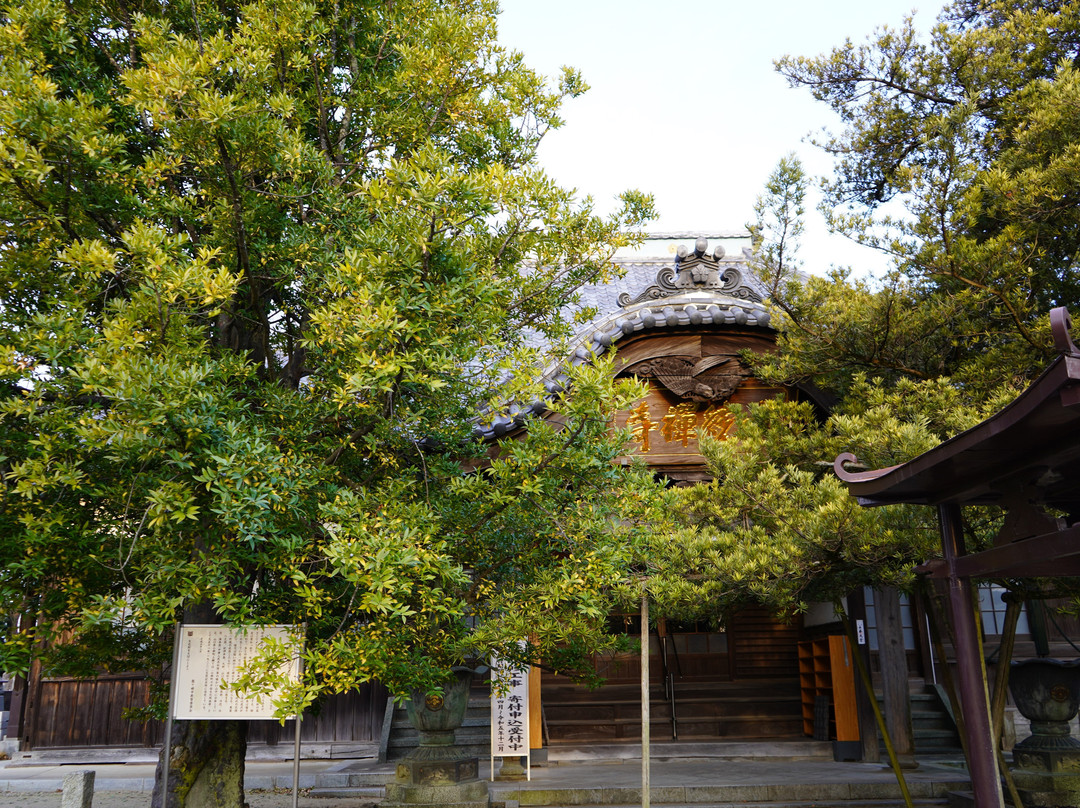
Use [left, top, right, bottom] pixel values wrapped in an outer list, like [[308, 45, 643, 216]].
[[833, 740, 861, 762], [496, 756, 528, 781], [1011, 769, 1080, 807], [384, 778, 490, 808]]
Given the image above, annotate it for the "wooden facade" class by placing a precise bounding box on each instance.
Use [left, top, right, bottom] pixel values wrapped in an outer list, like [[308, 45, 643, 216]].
[[13, 667, 386, 752], [540, 321, 821, 745], [611, 330, 787, 481]]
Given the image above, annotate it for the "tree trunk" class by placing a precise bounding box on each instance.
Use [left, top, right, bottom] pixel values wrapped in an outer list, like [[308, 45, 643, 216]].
[[152, 599, 248, 808], [151, 719, 247, 808]]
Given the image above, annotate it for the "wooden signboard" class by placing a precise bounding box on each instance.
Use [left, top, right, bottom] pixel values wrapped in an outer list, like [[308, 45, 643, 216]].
[[490, 652, 530, 779], [173, 625, 300, 721]]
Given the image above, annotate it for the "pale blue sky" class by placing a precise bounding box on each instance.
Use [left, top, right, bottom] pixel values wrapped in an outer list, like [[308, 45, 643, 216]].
[[497, 0, 944, 276]]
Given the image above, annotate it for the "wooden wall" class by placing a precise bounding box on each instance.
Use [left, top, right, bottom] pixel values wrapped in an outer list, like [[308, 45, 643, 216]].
[[22, 672, 387, 750], [28, 674, 162, 748], [729, 605, 802, 680]]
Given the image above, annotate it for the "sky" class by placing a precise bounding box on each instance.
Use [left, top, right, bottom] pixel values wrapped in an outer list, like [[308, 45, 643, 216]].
[[497, 0, 945, 276]]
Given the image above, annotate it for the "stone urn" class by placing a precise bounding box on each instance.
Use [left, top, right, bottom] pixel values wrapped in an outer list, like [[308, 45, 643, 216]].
[[384, 665, 490, 808], [403, 665, 479, 760], [1010, 658, 1080, 771]]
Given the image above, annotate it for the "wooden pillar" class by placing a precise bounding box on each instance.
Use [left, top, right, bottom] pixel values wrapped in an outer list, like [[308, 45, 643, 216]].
[[641, 593, 650, 808], [876, 585, 916, 768], [939, 503, 1003, 808], [6, 674, 26, 748], [909, 590, 936, 683], [847, 589, 880, 762], [528, 664, 542, 755]]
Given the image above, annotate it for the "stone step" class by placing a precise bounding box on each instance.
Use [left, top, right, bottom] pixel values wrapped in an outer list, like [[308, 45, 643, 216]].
[[544, 740, 834, 761], [547, 718, 806, 741], [871, 687, 962, 756], [490, 803, 947, 808], [490, 779, 963, 805]]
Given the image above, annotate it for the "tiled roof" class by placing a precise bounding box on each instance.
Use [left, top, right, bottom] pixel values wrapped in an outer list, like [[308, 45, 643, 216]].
[[477, 234, 774, 440]]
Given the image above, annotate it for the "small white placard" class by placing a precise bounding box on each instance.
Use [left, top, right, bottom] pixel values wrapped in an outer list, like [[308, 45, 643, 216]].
[[856, 619, 866, 645], [490, 653, 530, 763], [173, 625, 300, 720]]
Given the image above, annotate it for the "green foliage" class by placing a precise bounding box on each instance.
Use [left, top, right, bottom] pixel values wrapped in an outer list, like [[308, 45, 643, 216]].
[[0, 0, 662, 712], [647, 398, 943, 619], [659, 1, 1080, 624], [774, 0, 1080, 393]]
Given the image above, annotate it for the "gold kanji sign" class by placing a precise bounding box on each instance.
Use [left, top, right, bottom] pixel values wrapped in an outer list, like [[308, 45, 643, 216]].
[[624, 400, 736, 454], [661, 402, 698, 447], [625, 401, 657, 453]]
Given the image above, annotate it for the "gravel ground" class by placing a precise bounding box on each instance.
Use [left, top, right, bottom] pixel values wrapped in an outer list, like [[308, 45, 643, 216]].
[[0, 791, 379, 807]]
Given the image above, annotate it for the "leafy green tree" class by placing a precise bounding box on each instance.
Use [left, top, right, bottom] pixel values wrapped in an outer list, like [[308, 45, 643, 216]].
[[0, 0, 659, 804], [772, 0, 1080, 395], [702, 0, 1080, 610]]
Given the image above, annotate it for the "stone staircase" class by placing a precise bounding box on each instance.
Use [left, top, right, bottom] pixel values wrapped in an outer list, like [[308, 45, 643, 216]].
[[876, 684, 962, 756], [542, 676, 805, 743], [378, 677, 960, 761]]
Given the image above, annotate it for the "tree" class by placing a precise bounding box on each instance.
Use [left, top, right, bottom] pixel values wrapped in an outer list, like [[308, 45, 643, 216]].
[[697, 0, 1080, 607], [0, 1, 659, 805], [771, 0, 1080, 396]]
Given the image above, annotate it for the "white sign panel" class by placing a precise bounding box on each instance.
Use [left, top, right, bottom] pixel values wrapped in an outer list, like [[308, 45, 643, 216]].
[[173, 625, 301, 720], [490, 653, 529, 757]]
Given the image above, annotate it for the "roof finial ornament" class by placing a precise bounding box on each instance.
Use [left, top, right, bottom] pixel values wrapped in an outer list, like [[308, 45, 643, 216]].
[[618, 238, 760, 307], [1051, 307, 1079, 355]]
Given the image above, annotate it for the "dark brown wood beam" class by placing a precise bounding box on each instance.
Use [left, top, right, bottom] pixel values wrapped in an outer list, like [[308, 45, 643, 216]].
[[916, 524, 1080, 579]]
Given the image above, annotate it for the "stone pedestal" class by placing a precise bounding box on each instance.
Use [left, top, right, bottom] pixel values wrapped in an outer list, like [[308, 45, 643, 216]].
[[395, 747, 481, 786], [382, 668, 489, 808], [1010, 764, 1080, 808], [384, 779, 490, 808]]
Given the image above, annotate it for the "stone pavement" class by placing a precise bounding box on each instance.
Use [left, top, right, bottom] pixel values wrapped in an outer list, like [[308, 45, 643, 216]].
[[0, 750, 974, 808]]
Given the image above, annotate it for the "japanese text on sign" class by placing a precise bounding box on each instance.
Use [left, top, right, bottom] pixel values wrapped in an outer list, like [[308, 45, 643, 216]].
[[173, 625, 301, 721], [490, 653, 530, 757], [625, 401, 735, 453]]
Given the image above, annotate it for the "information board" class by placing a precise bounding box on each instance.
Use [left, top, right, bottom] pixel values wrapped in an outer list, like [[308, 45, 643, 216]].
[[172, 625, 301, 720], [490, 651, 530, 778]]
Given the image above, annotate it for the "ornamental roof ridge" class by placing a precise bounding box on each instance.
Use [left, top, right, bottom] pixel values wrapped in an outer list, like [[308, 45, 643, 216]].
[[644, 230, 752, 239], [472, 234, 772, 442], [474, 298, 772, 440], [617, 237, 762, 308]]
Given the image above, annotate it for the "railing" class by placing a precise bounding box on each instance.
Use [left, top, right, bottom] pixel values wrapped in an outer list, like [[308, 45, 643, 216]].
[[658, 630, 681, 739]]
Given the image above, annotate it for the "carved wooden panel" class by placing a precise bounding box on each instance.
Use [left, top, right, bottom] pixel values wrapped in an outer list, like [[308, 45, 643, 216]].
[[612, 328, 785, 473]]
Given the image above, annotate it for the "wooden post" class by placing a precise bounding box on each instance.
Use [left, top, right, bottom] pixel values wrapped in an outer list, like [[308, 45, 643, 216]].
[[529, 663, 542, 756], [292, 713, 301, 808], [877, 586, 916, 768], [641, 592, 650, 808], [6, 674, 26, 750], [939, 504, 1003, 808], [847, 589, 880, 762]]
